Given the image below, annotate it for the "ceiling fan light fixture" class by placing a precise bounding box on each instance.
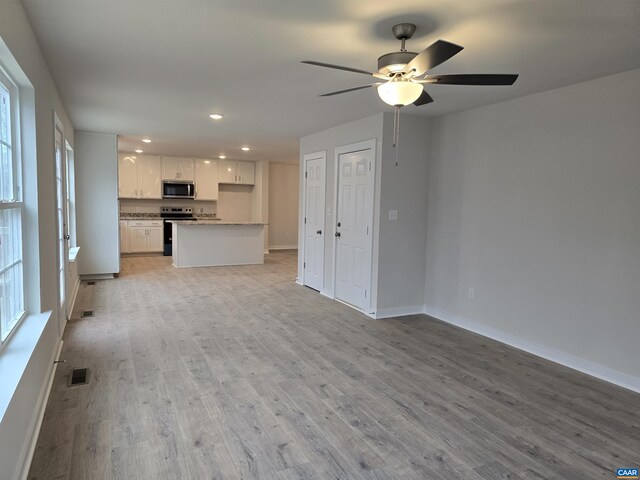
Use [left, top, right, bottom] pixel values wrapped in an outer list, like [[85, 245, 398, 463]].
[[377, 80, 422, 107]]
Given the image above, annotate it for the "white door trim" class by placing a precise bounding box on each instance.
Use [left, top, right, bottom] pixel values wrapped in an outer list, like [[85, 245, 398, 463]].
[[53, 111, 68, 336], [331, 139, 376, 312], [300, 150, 326, 290]]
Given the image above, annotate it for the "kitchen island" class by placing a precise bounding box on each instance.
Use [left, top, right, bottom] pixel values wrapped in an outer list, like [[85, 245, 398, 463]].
[[170, 220, 265, 268]]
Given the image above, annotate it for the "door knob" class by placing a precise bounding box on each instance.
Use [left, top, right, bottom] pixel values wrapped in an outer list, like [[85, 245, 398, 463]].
[[316, 230, 322, 235], [335, 232, 341, 237], [64, 234, 70, 240]]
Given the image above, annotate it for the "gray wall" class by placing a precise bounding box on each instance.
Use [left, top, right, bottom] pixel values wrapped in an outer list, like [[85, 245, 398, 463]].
[[299, 113, 384, 299], [76, 131, 120, 275], [425, 68, 640, 383], [299, 112, 431, 316], [376, 114, 430, 314]]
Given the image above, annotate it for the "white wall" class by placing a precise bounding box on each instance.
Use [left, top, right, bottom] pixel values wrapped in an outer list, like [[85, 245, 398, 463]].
[[268, 162, 299, 249], [0, 0, 75, 477], [425, 68, 640, 388], [76, 131, 120, 276]]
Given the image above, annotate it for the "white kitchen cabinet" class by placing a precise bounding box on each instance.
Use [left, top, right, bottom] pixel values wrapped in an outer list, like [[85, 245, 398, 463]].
[[195, 159, 218, 200], [236, 160, 255, 185], [118, 154, 161, 199], [218, 159, 254, 185], [126, 220, 163, 253], [162, 156, 195, 181], [147, 225, 163, 251], [119, 221, 130, 253]]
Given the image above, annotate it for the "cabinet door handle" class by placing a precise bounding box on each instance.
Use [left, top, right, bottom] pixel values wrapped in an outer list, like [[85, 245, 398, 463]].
[[316, 230, 322, 235], [335, 232, 341, 237]]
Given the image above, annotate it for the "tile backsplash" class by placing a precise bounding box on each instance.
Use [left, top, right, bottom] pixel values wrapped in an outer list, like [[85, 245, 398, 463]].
[[119, 199, 217, 216]]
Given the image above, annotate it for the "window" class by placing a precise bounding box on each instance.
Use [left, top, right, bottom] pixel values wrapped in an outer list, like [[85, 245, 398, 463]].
[[0, 66, 24, 343]]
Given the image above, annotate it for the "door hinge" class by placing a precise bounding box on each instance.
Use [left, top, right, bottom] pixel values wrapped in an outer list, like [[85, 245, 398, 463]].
[[304, 217, 307, 224], [366, 226, 369, 235], [364, 289, 367, 298], [305, 171, 308, 178], [304, 262, 306, 268], [369, 161, 371, 171]]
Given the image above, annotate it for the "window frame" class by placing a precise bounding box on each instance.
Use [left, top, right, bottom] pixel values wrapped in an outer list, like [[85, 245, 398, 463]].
[[0, 62, 26, 347]]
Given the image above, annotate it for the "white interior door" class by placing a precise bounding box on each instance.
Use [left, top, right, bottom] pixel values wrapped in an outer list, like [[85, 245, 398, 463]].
[[303, 153, 326, 291], [334, 145, 375, 310]]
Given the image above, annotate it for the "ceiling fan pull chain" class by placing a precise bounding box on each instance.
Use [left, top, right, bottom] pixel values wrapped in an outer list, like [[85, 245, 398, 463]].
[[394, 105, 400, 166]]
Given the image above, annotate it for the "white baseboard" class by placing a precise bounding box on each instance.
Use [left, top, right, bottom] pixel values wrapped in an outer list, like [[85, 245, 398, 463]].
[[18, 339, 63, 480], [320, 289, 333, 299], [80, 273, 114, 280], [264, 249, 270, 255], [374, 305, 425, 319], [424, 306, 640, 394], [268, 245, 298, 251], [67, 276, 81, 319]]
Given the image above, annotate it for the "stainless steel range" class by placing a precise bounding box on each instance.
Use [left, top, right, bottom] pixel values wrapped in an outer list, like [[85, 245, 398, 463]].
[[161, 207, 197, 256]]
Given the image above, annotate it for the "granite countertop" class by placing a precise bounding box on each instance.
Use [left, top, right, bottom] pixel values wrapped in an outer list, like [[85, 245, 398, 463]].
[[119, 213, 219, 221], [168, 220, 266, 225]]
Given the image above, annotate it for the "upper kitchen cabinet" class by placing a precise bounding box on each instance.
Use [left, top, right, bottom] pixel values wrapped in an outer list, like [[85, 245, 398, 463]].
[[195, 159, 218, 201], [118, 154, 162, 199], [162, 156, 195, 181], [218, 159, 255, 185]]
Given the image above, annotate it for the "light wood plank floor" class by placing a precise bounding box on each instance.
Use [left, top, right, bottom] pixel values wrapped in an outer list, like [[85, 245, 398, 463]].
[[29, 251, 639, 479]]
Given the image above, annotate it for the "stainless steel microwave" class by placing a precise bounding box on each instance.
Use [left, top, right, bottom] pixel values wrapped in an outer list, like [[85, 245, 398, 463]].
[[162, 180, 195, 199]]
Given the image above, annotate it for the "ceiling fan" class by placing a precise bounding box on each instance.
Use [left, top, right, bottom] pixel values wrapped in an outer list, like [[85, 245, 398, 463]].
[[302, 23, 518, 108]]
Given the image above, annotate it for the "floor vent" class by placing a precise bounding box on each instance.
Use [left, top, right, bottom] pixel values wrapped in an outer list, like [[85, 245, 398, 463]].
[[81, 310, 94, 318], [68, 368, 90, 386], [87, 281, 96, 285]]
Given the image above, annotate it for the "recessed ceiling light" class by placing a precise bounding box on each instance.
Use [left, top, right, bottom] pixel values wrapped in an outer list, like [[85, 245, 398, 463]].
[[209, 113, 223, 120], [142, 138, 151, 143], [218, 155, 226, 159], [134, 149, 143, 153], [241, 146, 250, 151]]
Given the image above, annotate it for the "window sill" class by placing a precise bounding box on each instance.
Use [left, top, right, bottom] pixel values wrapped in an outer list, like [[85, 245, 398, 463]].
[[68, 246, 80, 263], [0, 311, 52, 423]]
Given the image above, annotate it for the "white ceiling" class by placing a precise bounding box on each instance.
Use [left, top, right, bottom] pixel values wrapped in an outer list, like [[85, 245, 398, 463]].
[[20, 0, 640, 163]]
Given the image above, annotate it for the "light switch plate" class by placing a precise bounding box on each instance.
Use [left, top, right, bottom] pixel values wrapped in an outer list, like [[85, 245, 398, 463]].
[[389, 210, 398, 220]]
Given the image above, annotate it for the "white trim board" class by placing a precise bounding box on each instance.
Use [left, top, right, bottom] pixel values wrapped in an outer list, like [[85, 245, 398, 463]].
[[268, 245, 298, 250], [374, 305, 425, 319], [424, 306, 640, 394], [17, 339, 63, 480]]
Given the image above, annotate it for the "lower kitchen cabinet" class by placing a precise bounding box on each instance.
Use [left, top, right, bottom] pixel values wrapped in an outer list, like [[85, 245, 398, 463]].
[[121, 220, 163, 253], [120, 221, 130, 253]]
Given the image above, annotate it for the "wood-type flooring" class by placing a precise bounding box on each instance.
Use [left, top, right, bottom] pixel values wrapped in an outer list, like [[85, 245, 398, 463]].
[[28, 251, 640, 479]]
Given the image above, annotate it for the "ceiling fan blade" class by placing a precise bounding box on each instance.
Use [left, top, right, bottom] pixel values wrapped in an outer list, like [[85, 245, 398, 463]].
[[301, 60, 374, 76], [413, 89, 433, 106], [405, 40, 464, 77], [320, 84, 380, 97], [421, 74, 519, 85]]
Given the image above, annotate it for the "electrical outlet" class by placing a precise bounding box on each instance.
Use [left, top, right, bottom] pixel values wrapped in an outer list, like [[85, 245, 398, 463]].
[[389, 210, 398, 220], [468, 288, 475, 300]]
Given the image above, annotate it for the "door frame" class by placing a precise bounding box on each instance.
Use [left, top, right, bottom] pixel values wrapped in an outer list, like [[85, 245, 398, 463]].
[[331, 139, 376, 312], [53, 111, 69, 335], [300, 150, 326, 291]]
